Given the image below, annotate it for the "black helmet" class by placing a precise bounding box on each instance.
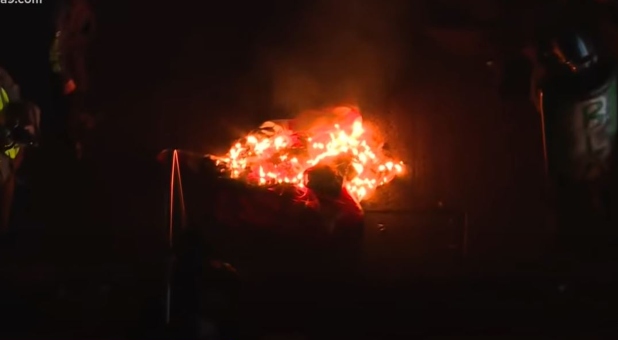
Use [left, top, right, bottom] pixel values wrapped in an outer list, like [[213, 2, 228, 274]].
[[539, 32, 599, 74]]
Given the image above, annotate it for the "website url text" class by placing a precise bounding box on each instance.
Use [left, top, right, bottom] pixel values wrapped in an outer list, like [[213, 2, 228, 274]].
[[0, 0, 43, 4]]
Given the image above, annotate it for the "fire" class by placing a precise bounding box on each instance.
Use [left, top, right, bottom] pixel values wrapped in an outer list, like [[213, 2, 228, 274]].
[[210, 106, 404, 202]]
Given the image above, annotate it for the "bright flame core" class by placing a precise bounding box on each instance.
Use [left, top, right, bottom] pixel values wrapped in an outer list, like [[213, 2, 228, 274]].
[[211, 107, 404, 202]]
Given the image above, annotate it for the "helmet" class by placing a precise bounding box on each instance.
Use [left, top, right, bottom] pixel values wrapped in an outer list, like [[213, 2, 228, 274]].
[[539, 32, 599, 74]]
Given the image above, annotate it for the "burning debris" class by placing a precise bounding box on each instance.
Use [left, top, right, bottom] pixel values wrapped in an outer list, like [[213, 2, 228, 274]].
[[210, 106, 404, 203]]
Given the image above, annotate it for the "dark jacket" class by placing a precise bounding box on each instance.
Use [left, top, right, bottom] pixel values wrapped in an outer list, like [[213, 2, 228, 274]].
[[52, 0, 96, 92]]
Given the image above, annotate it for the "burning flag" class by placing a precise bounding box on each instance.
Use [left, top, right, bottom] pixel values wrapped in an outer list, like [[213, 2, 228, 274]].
[[210, 106, 404, 203]]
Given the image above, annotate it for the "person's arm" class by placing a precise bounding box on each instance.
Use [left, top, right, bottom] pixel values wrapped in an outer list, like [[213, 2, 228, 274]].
[[0, 68, 20, 102], [71, 0, 95, 46], [82, 1, 95, 39]]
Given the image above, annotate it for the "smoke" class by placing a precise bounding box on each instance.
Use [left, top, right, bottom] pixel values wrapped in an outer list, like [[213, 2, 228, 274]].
[[261, 0, 410, 115]]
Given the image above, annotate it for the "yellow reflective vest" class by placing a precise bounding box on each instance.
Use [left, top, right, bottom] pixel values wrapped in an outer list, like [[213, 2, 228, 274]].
[[50, 31, 63, 74], [0, 87, 8, 112], [0, 87, 20, 159]]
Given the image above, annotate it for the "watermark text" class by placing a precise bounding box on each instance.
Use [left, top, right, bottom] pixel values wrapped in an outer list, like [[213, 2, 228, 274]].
[[0, 0, 43, 4]]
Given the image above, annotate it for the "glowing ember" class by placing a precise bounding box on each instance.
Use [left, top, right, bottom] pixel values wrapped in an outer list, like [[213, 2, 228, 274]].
[[210, 106, 404, 202]]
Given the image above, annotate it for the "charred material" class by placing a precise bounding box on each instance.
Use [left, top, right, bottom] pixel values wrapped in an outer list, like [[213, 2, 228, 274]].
[[304, 163, 345, 197]]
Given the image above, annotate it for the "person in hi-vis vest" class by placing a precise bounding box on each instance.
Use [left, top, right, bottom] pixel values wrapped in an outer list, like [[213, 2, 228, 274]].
[[0, 67, 23, 172], [0, 67, 40, 233]]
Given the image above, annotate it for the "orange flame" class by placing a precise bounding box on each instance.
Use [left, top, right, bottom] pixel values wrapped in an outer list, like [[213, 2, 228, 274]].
[[211, 106, 404, 202]]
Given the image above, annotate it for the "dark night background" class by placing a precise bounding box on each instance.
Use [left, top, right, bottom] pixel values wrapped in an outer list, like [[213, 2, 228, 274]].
[[1, 0, 617, 338]]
